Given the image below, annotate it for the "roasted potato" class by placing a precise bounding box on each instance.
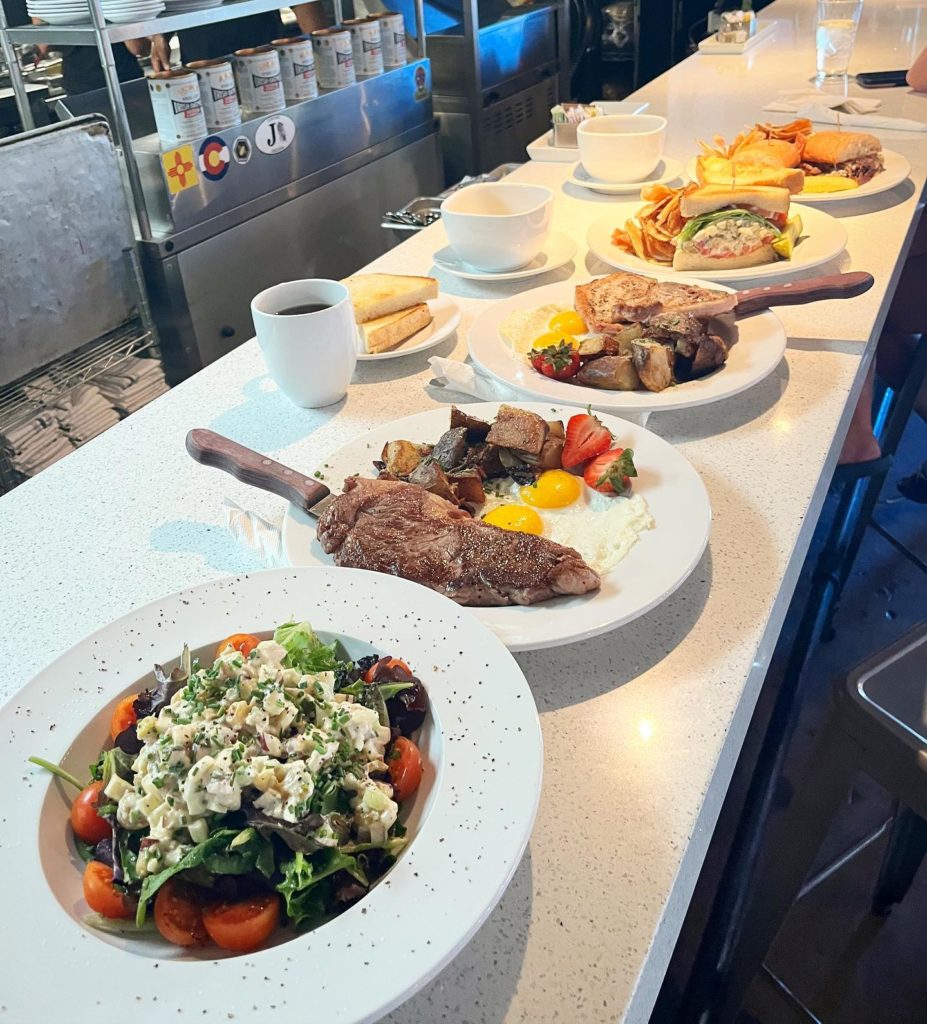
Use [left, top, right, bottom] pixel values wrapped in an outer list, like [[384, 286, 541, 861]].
[[450, 406, 491, 441], [691, 333, 729, 377], [576, 354, 642, 391], [604, 323, 644, 356], [409, 460, 457, 502], [631, 340, 675, 392], [546, 420, 565, 439], [380, 439, 431, 477], [536, 435, 565, 470], [578, 335, 606, 358], [449, 470, 486, 505], [431, 427, 469, 471]]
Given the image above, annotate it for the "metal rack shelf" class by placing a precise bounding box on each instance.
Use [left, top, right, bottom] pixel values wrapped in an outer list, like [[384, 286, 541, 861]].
[[6, 0, 320, 47], [0, 317, 156, 423]]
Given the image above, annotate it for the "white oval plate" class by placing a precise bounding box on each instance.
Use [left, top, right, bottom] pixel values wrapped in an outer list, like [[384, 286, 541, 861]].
[[282, 403, 711, 652], [568, 156, 684, 195], [587, 202, 847, 283], [357, 296, 461, 361], [432, 231, 577, 282], [466, 277, 786, 414], [685, 149, 912, 204], [4, 567, 541, 1023]]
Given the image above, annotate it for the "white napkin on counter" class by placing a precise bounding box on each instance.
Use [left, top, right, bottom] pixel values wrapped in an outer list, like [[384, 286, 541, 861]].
[[223, 498, 283, 567], [796, 103, 927, 132], [428, 356, 518, 401], [763, 90, 881, 114]]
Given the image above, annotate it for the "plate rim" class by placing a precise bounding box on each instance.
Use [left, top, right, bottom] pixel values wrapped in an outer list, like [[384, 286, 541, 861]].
[[568, 155, 685, 193], [1, 566, 542, 1023], [432, 231, 577, 282], [280, 402, 712, 651], [586, 201, 847, 281]]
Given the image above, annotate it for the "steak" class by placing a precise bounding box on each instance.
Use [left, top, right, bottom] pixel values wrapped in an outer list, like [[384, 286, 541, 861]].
[[801, 153, 884, 185], [575, 272, 736, 330], [316, 477, 601, 606]]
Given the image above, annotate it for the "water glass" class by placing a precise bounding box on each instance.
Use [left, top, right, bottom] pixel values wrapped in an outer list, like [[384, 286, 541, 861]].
[[815, 0, 863, 81]]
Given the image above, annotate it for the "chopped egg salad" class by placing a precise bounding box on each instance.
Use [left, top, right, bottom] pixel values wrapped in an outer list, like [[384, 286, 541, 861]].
[[34, 621, 428, 954], [482, 473, 654, 574]]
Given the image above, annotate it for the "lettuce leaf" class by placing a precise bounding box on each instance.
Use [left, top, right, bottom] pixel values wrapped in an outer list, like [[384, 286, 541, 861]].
[[678, 208, 782, 243], [276, 849, 367, 928], [135, 827, 274, 925], [273, 621, 339, 674]]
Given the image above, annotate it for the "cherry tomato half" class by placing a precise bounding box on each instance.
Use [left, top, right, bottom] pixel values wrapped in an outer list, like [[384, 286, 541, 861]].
[[70, 780, 111, 845], [201, 891, 280, 952], [388, 736, 423, 802], [110, 694, 138, 741], [83, 861, 133, 919], [364, 657, 412, 683], [154, 879, 210, 947], [216, 633, 260, 659]]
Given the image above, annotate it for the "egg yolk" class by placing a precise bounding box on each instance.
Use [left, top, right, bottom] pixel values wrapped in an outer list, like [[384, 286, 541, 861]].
[[548, 310, 587, 335], [482, 505, 544, 535], [520, 469, 581, 509], [531, 330, 578, 351]]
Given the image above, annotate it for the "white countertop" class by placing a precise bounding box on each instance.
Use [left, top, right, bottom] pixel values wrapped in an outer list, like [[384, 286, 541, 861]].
[[2, 1, 927, 1021]]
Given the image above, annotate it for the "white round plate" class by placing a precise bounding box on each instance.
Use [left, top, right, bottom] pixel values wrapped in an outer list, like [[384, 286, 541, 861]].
[[3, 567, 541, 1023], [357, 296, 461, 361], [684, 149, 912, 204], [466, 277, 786, 414], [104, 7, 163, 18], [587, 202, 847, 283], [27, 10, 91, 19], [432, 231, 577, 282], [281, 403, 711, 651], [568, 156, 684, 194]]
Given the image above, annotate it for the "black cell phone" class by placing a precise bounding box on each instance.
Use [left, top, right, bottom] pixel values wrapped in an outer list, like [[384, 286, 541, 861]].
[[856, 70, 909, 88]]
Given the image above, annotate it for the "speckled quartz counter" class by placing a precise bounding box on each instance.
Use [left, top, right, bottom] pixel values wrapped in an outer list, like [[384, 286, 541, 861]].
[[2, 0, 926, 1021]]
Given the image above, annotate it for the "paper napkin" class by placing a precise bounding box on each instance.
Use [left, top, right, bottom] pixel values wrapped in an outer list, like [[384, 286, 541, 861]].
[[427, 356, 519, 401], [796, 103, 927, 132], [223, 497, 283, 567], [763, 90, 882, 114]]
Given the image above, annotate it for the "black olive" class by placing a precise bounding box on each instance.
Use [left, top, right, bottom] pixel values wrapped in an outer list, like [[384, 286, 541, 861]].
[[386, 677, 429, 736]]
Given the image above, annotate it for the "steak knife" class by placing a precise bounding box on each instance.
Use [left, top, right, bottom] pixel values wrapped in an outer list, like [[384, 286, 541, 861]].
[[185, 428, 335, 518]]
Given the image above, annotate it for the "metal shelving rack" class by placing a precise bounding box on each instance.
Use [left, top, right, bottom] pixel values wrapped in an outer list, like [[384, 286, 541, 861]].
[[0, 0, 427, 242]]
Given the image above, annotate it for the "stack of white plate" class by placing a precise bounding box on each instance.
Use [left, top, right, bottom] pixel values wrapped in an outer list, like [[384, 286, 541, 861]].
[[100, 0, 165, 22], [162, 0, 223, 11], [26, 0, 92, 25]]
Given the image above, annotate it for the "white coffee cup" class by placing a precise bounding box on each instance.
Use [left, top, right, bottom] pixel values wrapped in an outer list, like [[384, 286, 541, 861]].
[[440, 182, 553, 273], [577, 114, 667, 183], [251, 279, 357, 408]]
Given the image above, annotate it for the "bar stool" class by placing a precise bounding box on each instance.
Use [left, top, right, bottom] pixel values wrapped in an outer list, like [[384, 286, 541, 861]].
[[715, 623, 927, 1023]]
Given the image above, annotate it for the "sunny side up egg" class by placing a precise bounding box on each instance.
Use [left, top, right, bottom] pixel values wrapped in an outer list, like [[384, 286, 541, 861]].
[[499, 305, 591, 357], [480, 470, 655, 575]]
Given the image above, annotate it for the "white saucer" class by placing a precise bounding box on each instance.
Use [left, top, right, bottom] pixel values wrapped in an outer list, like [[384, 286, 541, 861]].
[[356, 296, 461, 361], [567, 157, 684, 195], [432, 231, 577, 282]]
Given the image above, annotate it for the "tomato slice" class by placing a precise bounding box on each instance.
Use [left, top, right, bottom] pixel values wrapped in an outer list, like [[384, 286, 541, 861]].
[[201, 891, 281, 952], [388, 736, 423, 802], [83, 861, 133, 919], [216, 633, 260, 659], [70, 780, 112, 845], [154, 879, 210, 946], [110, 694, 138, 741]]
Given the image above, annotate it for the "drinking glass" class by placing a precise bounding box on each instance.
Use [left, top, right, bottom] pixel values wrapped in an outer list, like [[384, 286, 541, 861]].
[[815, 0, 863, 81]]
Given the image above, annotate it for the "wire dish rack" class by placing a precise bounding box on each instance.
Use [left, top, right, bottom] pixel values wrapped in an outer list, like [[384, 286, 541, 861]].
[[0, 317, 159, 494]]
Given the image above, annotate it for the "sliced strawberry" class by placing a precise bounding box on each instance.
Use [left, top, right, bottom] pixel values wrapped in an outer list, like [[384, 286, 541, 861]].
[[562, 410, 613, 469], [583, 447, 638, 495]]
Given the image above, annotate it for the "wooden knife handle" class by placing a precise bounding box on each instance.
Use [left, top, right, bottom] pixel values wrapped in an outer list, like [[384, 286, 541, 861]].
[[185, 429, 330, 511], [734, 272, 875, 316]]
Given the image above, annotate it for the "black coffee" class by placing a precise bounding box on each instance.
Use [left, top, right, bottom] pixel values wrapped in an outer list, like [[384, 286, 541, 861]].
[[275, 303, 330, 315]]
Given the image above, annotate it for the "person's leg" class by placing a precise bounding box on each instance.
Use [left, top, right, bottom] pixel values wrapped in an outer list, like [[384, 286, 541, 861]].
[[838, 361, 880, 465]]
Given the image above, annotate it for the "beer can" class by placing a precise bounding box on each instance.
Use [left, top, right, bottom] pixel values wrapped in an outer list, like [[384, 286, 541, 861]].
[[368, 11, 405, 68], [186, 58, 241, 131], [147, 69, 207, 147], [343, 18, 383, 78], [311, 28, 355, 90], [233, 46, 286, 115], [271, 35, 318, 102]]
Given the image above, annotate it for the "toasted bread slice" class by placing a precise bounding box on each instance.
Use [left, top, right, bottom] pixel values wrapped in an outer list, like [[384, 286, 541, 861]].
[[362, 303, 432, 354], [343, 273, 439, 324]]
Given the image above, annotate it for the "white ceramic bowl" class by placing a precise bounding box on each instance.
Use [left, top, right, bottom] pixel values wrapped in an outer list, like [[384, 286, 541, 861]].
[[577, 114, 667, 183], [440, 182, 553, 273]]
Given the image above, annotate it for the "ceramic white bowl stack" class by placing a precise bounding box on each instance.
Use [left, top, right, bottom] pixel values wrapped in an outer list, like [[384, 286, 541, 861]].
[[26, 0, 92, 24], [100, 0, 165, 22], [162, 0, 223, 12]]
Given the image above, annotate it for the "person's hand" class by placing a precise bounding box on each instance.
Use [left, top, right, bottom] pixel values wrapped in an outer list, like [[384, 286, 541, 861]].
[[124, 37, 151, 57], [149, 34, 171, 72]]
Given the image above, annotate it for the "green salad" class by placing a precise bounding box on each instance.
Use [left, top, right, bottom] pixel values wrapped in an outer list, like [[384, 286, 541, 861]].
[[33, 621, 428, 953]]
